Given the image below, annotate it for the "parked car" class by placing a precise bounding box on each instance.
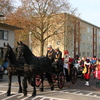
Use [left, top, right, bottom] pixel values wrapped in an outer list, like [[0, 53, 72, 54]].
[[0, 65, 4, 79]]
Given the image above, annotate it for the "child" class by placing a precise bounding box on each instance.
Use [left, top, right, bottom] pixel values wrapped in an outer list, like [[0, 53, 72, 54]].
[[93, 67, 100, 87]]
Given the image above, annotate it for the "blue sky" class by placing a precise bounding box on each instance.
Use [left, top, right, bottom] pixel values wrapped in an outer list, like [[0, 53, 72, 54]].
[[13, 0, 100, 27], [69, 0, 100, 27]]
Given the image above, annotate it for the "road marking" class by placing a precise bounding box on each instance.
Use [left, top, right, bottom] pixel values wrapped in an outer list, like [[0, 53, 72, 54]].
[[94, 95, 97, 97], [21, 94, 31, 100], [71, 90, 80, 94], [0, 92, 6, 95], [0, 85, 17, 88], [0, 91, 69, 100], [17, 93, 23, 98], [1, 88, 100, 100], [31, 96, 69, 100], [86, 92, 93, 96], [2, 93, 19, 100], [55, 89, 100, 98]]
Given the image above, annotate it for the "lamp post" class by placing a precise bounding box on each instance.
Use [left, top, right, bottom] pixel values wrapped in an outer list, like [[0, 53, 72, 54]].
[[29, 32, 32, 50]]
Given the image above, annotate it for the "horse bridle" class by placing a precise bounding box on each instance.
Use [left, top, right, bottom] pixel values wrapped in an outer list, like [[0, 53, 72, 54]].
[[16, 44, 24, 60], [3, 46, 10, 60]]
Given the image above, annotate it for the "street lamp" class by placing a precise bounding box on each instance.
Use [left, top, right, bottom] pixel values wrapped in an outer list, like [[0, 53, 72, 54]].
[[29, 32, 32, 50]]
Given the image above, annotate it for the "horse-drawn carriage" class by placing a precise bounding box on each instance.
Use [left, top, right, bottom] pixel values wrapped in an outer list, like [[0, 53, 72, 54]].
[[52, 57, 77, 88], [35, 57, 78, 89], [35, 63, 65, 89], [2, 42, 77, 97], [34, 60, 65, 89]]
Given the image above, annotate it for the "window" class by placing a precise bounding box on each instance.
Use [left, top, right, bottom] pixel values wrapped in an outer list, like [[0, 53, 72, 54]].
[[87, 27, 90, 33], [99, 53, 100, 57], [82, 43, 86, 49], [82, 52, 86, 56], [87, 27, 92, 33], [98, 31, 100, 36], [87, 52, 90, 57], [98, 46, 100, 51], [82, 34, 86, 41], [99, 39, 100, 43], [0, 30, 8, 40], [87, 35, 90, 41], [87, 43, 90, 49]]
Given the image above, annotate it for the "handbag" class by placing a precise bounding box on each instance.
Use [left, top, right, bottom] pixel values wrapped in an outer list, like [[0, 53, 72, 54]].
[[82, 66, 87, 74]]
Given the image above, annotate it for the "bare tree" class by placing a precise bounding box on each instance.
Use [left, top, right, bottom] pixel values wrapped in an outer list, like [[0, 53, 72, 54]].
[[0, 0, 15, 22], [0, 0, 14, 15], [5, 0, 80, 56], [19, 0, 80, 56]]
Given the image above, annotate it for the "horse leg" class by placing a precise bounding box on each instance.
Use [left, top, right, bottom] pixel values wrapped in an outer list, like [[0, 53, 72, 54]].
[[18, 75, 22, 93], [39, 74, 44, 92], [22, 75, 27, 96], [6, 73, 12, 96], [31, 75, 36, 97], [46, 72, 54, 90]]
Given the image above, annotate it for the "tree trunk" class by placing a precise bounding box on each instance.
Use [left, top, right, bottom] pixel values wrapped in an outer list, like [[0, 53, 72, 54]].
[[40, 41, 44, 57]]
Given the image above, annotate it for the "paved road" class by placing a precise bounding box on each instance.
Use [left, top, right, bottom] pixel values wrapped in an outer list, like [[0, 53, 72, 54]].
[[0, 75, 100, 100]]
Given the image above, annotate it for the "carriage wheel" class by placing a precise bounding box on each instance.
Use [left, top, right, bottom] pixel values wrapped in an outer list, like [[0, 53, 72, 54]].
[[35, 75, 41, 87], [71, 67, 78, 84], [58, 71, 65, 89], [52, 74, 57, 83]]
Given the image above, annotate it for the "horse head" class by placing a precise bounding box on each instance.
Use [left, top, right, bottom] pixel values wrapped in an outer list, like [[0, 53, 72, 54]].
[[16, 41, 25, 61], [16, 41, 36, 65], [3, 43, 11, 61]]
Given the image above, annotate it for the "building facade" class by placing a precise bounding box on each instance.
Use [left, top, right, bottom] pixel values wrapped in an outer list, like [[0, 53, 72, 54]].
[[43, 13, 100, 58], [77, 20, 100, 58], [0, 23, 22, 58], [25, 13, 100, 58]]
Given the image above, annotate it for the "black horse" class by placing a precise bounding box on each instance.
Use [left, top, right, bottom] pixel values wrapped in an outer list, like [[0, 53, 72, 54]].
[[16, 41, 54, 97], [3, 43, 25, 96]]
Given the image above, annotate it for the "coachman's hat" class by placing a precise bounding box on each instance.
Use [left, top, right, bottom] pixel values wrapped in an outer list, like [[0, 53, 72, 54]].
[[47, 45, 52, 48]]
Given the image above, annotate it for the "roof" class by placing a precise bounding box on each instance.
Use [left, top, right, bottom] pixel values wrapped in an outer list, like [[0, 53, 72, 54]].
[[0, 23, 23, 30], [0, 15, 4, 17], [0, 12, 4, 17], [80, 19, 100, 29], [63, 12, 100, 28]]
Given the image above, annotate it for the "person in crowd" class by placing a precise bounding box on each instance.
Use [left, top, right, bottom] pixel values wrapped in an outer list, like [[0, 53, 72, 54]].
[[78, 56, 86, 80], [93, 67, 100, 87], [91, 56, 97, 72], [52, 47, 63, 71], [80, 57, 86, 67], [71, 55, 81, 70], [72, 55, 81, 64], [92, 58, 100, 79], [46, 45, 55, 62], [63, 50, 71, 82], [95, 58, 100, 71], [91, 56, 97, 64], [54, 47, 62, 62], [83, 59, 91, 86], [2, 60, 8, 74]]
